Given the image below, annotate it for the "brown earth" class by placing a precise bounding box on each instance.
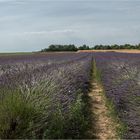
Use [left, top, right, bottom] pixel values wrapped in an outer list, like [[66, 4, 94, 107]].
[[88, 81, 119, 139], [78, 49, 140, 53]]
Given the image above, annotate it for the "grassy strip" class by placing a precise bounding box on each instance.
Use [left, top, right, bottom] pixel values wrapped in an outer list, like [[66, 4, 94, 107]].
[[93, 59, 127, 138], [81, 59, 97, 139]]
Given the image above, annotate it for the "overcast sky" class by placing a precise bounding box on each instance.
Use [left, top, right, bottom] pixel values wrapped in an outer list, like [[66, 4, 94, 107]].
[[0, 0, 140, 52]]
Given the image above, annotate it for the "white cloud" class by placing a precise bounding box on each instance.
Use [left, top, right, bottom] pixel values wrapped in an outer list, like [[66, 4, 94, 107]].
[[13, 29, 77, 36]]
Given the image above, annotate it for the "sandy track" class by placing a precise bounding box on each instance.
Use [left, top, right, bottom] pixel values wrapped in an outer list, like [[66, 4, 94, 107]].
[[88, 81, 118, 139]]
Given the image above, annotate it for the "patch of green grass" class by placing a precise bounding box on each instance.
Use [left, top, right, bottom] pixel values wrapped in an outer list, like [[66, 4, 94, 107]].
[[105, 98, 128, 138], [93, 59, 102, 83], [131, 96, 140, 103], [82, 91, 97, 139], [0, 90, 38, 139]]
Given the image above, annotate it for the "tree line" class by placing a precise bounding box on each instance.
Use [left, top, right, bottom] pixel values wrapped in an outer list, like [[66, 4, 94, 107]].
[[94, 44, 140, 50], [41, 44, 140, 52]]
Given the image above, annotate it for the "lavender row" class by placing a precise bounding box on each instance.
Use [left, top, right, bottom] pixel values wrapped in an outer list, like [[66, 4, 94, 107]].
[[0, 53, 88, 77], [94, 52, 140, 139]]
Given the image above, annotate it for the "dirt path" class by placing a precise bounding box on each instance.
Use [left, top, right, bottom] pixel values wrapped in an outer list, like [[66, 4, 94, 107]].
[[88, 81, 118, 139]]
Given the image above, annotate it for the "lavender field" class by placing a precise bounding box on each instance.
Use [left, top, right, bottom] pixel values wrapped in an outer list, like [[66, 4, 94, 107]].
[[0, 52, 140, 139], [0, 52, 93, 139]]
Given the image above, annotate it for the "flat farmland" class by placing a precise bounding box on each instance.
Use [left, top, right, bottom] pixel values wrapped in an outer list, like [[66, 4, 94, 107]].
[[0, 52, 140, 139]]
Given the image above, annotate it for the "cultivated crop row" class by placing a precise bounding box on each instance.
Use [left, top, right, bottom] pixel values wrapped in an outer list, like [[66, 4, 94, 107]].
[[94, 52, 140, 139]]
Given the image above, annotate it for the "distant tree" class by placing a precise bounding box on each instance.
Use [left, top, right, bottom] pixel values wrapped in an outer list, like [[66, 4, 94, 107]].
[[93, 44, 140, 50], [78, 44, 90, 50], [137, 44, 140, 49], [110, 44, 118, 49]]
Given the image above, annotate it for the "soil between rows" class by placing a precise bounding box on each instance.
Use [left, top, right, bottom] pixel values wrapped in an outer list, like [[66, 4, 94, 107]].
[[88, 81, 118, 139]]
